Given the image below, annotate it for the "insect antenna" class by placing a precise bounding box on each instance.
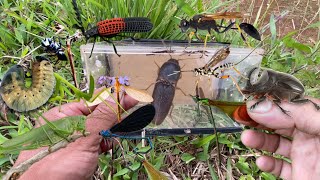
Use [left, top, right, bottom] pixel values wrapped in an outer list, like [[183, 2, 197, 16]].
[[234, 41, 262, 66], [72, 0, 86, 36]]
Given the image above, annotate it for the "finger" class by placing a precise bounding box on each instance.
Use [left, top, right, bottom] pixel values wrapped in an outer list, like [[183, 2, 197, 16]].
[[15, 90, 139, 165], [38, 87, 110, 123], [256, 156, 291, 180], [39, 87, 136, 123], [232, 105, 273, 131], [241, 130, 292, 158], [41, 102, 95, 121], [247, 97, 320, 136], [87, 94, 138, 153], [85, 94, 138, 135]]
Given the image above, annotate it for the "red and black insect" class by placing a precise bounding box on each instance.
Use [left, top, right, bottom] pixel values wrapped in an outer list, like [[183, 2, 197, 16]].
[[72, 0, 153, 57]]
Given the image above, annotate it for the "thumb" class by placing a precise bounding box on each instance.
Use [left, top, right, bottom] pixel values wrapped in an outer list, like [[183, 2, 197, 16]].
[[247, 97, 320, 135]]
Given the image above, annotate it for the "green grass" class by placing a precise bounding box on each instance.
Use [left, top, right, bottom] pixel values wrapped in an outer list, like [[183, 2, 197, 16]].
[[0, 0, 319, 179]]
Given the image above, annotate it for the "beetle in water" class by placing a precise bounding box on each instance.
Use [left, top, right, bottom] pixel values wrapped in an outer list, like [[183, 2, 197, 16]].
[[151, 59, 181, 125], [242, 67, 320, 115], [72, 0, 153, 57]]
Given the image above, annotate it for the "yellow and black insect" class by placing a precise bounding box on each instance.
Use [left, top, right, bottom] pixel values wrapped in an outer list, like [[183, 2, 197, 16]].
[[0, 56, 55, 112]]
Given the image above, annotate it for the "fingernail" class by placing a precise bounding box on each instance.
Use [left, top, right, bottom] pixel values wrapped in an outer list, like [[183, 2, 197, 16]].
[[249, 100, 272, 113]]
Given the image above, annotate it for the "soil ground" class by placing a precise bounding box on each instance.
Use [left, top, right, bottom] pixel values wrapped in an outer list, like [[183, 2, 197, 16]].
[[238, 0, 319, 44]]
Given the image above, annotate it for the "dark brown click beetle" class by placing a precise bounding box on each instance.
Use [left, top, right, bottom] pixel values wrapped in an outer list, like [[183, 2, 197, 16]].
[[242, 67, 320, 115], [151, 59, 181, 125]]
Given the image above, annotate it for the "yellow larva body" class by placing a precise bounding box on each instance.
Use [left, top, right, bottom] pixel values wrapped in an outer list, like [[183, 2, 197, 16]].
[[0, 59, 55, 112]]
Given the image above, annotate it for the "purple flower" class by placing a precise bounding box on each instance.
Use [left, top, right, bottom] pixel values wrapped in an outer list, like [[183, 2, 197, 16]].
[[97, 76, 108, 85], [97, 76, 114, 87], [98, 76, 130, 87], [119, 76, 130, 86]]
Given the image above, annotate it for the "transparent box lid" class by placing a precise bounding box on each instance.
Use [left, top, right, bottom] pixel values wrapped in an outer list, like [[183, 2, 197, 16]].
[[80, 40, 263, 136]]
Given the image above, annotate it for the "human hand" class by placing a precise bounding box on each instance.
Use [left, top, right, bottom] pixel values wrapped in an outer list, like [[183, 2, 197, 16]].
[[240, 98, 320, 180], [15, 93, 138, 180]]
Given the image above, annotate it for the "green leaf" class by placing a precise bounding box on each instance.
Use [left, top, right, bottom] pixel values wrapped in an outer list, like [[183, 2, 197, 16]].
[[113, 168, 130, 177], [306, 21, 320, 29], [21, 46, 29, 57], [5, 11, 28, 25], [26, 12, 34, 31], [193, 134, 215, 147], [260, 172, 276, 180], [281, 31, 298, 40], [87, 0, 104, 10], [14, 28, 24, 44], [226, 158, 232, 180], [207, 160, 219, 180], [282, 37, 311, 53], [0, 156, 10, 166], [154, 155, 165, 169], [236, 160, 252, 174], [196, 152, 209, 161], [128, 162, 141, 171], [0, 42, 8, 52], [196, 0, 203, 12], [181, 153, 195, 164], [175, 0, 196, 16], [172, 147, 181, 155], [0, 134, 8, 144], [269, 14, 276, 45], [239, 175, 255, 180]]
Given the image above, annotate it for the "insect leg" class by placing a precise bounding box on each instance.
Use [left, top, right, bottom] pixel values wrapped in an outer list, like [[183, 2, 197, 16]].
[[290, 96, 320, 110], [202, 33, 211, 58], [232, 66, 249, 80], [217, 74, 245, 97], [306, 100, 320, 110], [235, 23, 252, 48], [176, 86, 187, 96], [249, 96, 267, 110], [273, 99, 291, 116], [144, 61, 161, 91], [89, 37, 96, 58], [103, 38, 121, 57], [219, 18, 225, 27], [215, 21, 235, 33], [188, 31, 195, 45]]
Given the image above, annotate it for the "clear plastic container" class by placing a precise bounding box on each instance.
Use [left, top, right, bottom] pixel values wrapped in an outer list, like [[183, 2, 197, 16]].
[[80, 40, 264, 136]]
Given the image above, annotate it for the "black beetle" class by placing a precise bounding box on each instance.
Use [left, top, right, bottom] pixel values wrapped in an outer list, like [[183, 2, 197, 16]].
[[242, 67, 320, 115], [151, 59, 181, 125]]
